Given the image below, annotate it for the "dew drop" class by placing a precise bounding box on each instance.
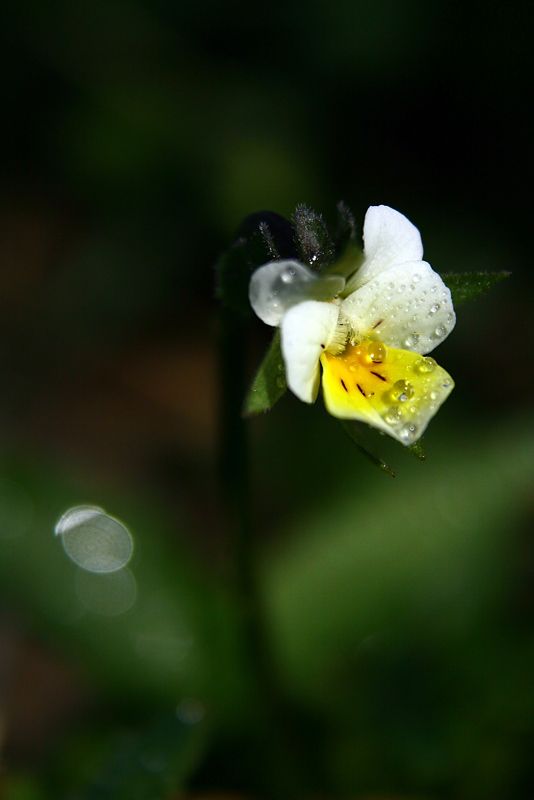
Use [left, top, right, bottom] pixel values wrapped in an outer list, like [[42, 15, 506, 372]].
[[281, 266, 297, 284], [435, 324, 447, 337], [383, 407, 403, 425], [390, 379, 415, 403], [55, 506, 133, 573], [367, 341, 387, 362], [415, 357, 437, 374], [442, 379, 452, 388], [355, 344, 369, 364], [399, 423, 418, 443], [429, 303, 440, 316], [404, 332, 420, 348], [412, 274, 422, 283]]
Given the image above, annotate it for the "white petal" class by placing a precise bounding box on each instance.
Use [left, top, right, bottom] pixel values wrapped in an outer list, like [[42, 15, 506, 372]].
[[341, 261, 456, 354], [249, 259, 344, 326], [346, 206, 424, 291], [281, 301, 340, 403]]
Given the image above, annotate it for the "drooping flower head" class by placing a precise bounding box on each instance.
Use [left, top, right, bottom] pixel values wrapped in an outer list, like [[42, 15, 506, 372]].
[[249, 205, 455, 444]]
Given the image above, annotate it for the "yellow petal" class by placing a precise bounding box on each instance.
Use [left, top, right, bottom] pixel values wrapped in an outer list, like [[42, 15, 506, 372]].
[[320, 339, 454, 444]]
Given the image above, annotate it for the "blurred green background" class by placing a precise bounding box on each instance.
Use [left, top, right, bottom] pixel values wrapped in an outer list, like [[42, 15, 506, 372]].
[[1, 1, 533, 798]]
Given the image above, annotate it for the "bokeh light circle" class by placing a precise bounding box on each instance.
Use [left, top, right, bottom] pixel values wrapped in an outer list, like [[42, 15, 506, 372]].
[[55, 506, 133, 572], [75, 568, 137, 616]]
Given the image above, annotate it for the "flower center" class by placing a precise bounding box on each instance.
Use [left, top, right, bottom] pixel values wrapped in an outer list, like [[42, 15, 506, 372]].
[[320, 339, 453, 443]]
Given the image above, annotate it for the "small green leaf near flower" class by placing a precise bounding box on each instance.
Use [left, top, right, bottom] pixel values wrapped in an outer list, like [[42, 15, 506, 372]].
[[243, 330, 287, 417], [441, 271, 510, 306]]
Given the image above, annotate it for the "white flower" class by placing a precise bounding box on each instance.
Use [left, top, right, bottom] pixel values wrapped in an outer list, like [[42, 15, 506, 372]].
[[249, 205, 455, 444]]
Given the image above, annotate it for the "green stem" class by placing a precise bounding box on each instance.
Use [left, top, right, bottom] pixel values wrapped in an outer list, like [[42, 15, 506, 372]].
[[218, 307, 308, 799]]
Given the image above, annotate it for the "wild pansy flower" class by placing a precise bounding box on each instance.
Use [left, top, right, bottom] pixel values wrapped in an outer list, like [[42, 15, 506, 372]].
[[249, 205, 455, 444]]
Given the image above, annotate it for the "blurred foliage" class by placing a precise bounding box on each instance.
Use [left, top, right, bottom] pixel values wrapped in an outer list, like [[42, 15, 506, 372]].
[[1, 0, 533, 798]]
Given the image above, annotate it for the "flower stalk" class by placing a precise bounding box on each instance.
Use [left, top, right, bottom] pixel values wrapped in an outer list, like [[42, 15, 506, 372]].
[[218, 305, 309, 798]]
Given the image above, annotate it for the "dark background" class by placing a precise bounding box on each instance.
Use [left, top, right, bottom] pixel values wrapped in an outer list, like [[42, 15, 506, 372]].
[[1, 1, 533, 798]]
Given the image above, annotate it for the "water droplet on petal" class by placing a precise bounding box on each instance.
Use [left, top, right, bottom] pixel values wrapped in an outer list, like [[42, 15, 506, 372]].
[[435, 324, 447, 337], [404, 332, 420, 348], [367, 341, 388, 362], [415, 357, 437, 375], [280, 266, 297, 284], [390, 380, 415, 403], [400, 423, 418, 443], [429, 303, 440, 316], [384, 407, 403, 425]]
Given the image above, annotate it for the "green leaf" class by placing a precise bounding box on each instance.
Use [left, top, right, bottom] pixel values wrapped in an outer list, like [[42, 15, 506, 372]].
[[243, 329, 287, 416], [441, 271, 511, 307], [339, 420, 395, 477]]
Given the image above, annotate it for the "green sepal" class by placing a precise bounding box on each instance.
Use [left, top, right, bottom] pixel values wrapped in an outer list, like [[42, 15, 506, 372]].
[[216, 211, 295, 315], [320, 204, 363, 283], [339, 420, 396, 477], [441, 271, 511, 307], [407, 438, 426, 460], [293, 204, 335, 269], [325, 240, 364, 286], [243, 329, 287, 417]]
